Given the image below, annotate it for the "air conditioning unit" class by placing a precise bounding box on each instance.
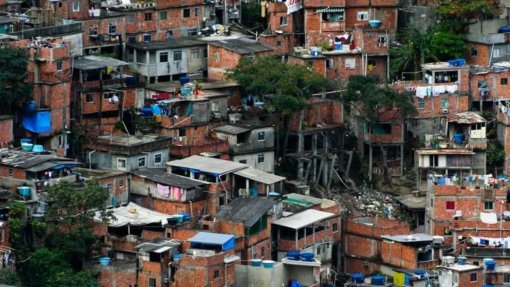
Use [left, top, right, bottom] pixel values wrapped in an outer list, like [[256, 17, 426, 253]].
[[442, 108, 449, 114]]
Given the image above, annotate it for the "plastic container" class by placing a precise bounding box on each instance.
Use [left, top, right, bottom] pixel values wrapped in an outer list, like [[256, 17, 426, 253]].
[[173, 214, 184, 223], [453, 133, 465, 145], [415, 269, 428, 278], [179, 76, 190, 85], [250, 259, 262, 267], [335, 44, 342, 50], [457, 257, 467, 265], [21, 143, 34, 151], [173, 253, 181, 262], [368, 20, 382, 28], [448, 59, 466, 67], [23, 101, 37, 113], [32, 145, 44, 153], [181, 87, 192, 96], [351, 273, 365, 283], [286, 251, 301, 260], [300, 252, 314, 262], [98, 256, 111, 266], [181, 212, 190, 222], [485, 258, 496, 271], [499, 26, 510, 33], [371, 274, 385, 285], [17, 186, 31, 198], [262, 260, 274, 268]]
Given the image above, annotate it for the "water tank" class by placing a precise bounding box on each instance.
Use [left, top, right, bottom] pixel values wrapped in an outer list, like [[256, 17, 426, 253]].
[[485, 258, 496, 270], [458, 256, 467, 265], [17, 186, 31, 198], [351, 273, 365, 284], [371, 274, 385, 286], [498, 26, 510, 33], [32, 145, 44, 153], [262, 260, 274, 268], [181, 212, 190, 222], [300, 252, 314, 262], [173, 253, 181, 262], [179, 76, 190, 85], [98, 256, 111, 266], [286, 251, 301, 260], [368, 20, 382, 28], [415, 269, 428, 278], [250, 259, 262, 267]]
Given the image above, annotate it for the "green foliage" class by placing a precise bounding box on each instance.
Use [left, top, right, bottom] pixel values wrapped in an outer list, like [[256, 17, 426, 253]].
[[343, 75, 417, 125], [32, 220, 48, 238], [435, 0, 501, 20], [8, 201, 27, 218], [487, 140, 505, 171], [390, 28, 432, 80], [0, 268, 21, 286], [46, 178, 112, 227], [19, 248, 95, 287], [228, 57, 332, 114], [241, 3, 266, 32], [45, 228, 102, 267], [0, 46, 32, 112], [430, 31, 467, 61]]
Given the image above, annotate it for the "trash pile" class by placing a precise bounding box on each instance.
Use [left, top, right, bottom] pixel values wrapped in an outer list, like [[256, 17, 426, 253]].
[[335, 184, 403, 219]]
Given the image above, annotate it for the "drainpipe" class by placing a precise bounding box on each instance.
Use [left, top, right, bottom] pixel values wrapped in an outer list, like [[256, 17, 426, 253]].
[[189, 200, 193, 218], [88, 150, 96, 169]]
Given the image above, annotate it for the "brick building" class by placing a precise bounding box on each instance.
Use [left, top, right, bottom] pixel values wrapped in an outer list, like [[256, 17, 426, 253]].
[[0, 116, 13, 148], [207, 38, 274, 81], [10, 38, 72, 156]]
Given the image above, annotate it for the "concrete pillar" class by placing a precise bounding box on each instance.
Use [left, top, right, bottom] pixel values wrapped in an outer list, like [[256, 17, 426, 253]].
[[322, 134, 329, 186], [312, 133, 318, 184], [297, 133, 304, 181], [368, 144, 373, 181]]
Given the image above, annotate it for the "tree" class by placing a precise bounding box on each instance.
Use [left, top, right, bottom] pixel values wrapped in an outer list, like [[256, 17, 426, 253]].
[[429, 31, 467, 61], [46, 178, 112, 229], [390, 28, 432, 81], [241, 2, 266, 33], [0, 46, 32, 113], [228, 57, 332, 115], [487, 140, 505, 174], [343, 75, 417, 185]]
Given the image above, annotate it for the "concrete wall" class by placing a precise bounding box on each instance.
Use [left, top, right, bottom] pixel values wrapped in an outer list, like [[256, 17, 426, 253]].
[[89, 148, 168, 171], [469, 19, 509, 35], [235, 263, 285, 287], [232, 151, 275, 173]]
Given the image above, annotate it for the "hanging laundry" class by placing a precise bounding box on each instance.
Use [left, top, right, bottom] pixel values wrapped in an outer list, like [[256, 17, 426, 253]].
[[393, 272, 406, 286], [432, 85, 446, 96], [445, 85, 458, 94], [426, 86, 433, 97], [157, 184, 170, 197], [416, 86, 427, 98]]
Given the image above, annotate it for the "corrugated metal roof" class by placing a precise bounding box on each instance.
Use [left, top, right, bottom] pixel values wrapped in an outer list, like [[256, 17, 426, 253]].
[[132, 168, 206, 189], [215, 197, 274, 227], [285, 193, 323, 205], [73, 55, 128, 70], [272, 209, 335, 230], [94, 202, 173, 227], [167, 155, 247, 175], [209, 38, 273, 55], [233, 168, 285, 185], [448, 112, 486, 124], [136, 239, 180, 253], [188, 232, 235, 245]]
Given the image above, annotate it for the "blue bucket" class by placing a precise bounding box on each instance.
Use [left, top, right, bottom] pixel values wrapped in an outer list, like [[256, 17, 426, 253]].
[[250, 259, 262, 267], [351, 273, 364, 283], [371, 274, 385, 285], [287, 251, 301, 260], [98, 256, 111, 266], [300, 252, 314, 262], [262, 260, 274, 268], [17, 186, 31, 198], [173, 253, 181, 262]]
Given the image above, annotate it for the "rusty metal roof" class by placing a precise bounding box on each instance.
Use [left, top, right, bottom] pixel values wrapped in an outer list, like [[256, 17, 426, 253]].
[[448, 112, 486, 124]]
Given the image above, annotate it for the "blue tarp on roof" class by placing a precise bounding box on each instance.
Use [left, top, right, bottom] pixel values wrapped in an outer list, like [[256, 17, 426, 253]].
[[188, 232, 235, 251], [22, 110, 51, 133]]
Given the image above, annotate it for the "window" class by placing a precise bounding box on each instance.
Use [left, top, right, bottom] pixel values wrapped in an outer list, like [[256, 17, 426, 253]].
[[86, 93, 94, 103], [154, 153, 162, 164], [280, 16, 288, 26], [119, 179, 125, 187], [7, 168, 12, 177], [160, 11, 167, 20], [105, 184, 113, 192], [187, 28, 199, 36], [470, 272, 477, 282], [183, 8, 190, 18], [345, 58, 356, 69], [471, 47, 478, 56], [430, 199, 433, 207], [504, 273, 510, 283], [108, 23, 116, 34], [502, 78, 508, 85], [167, 30, 174, 40], [441, 98, 449, 109], [191, 49, 200, 59], [326, 58, 334, 70], [333, 223, 338, 232], [194, 7, 200, 17], [214, 270, 220, 279], [128, 35, 136, 43], [367, 59, 376, 71], [258, 131, 265, 141], [485, 201, 494, 210], [214, 52, 220, 62], [149, 278, 156, 287], [144, 12, 152, 21], [276, 40, 282, 47], [72, 0, 79, 11], [239, 159, 247, 164], [203, 49, 208, 58], [173, 50, 182, 61], [160, 52, 169, 63], [178, 127, 186, 137], [257, 154, 265, 163], [321, 9, 345, 21], [357, 11, 369, 20], [446, 201, 455, 210], [138, 156, 146, 167], [56, 61, 63, 71], [429, 155, 438, 167], [143, 34, 151, 42], [378, 36, 387, 45], [417, 97, 425, 109], [127, 14, 135, 24], [117, 158, 127, 170], [494, 48, 501, 58]]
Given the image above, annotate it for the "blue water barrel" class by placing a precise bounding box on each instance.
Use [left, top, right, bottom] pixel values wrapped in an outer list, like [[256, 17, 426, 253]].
[[179, 76, 190, 85], [499, 26, 510, 33], [453, 133, 464, 145], [371, 274, 385, 285], [17, 186, 31, 198], [23, 101, 37, 113], [32, 145, 44, 153], [351, 273, 365, 283], [181, 87, 192, 96], [486, 259, 496, 271], [287, 251, 301, 260], [262, 260, 274, 268], [458, 257, 467, 265], [415, 269, 427, 278], [173, 253, 181, 262], [140, 107, 153, 117], [98, 256, 111, 266], [335, 44, 342, 50], [250, 259, 262, 267], [181, 212, 190, 222], [300, 252, 314, 262]]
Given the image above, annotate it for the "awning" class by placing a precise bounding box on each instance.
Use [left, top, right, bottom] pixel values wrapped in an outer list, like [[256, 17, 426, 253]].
[[272, 209, 335, 230], [188, 232, 235, 251], [233, 168, 285, 185]]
